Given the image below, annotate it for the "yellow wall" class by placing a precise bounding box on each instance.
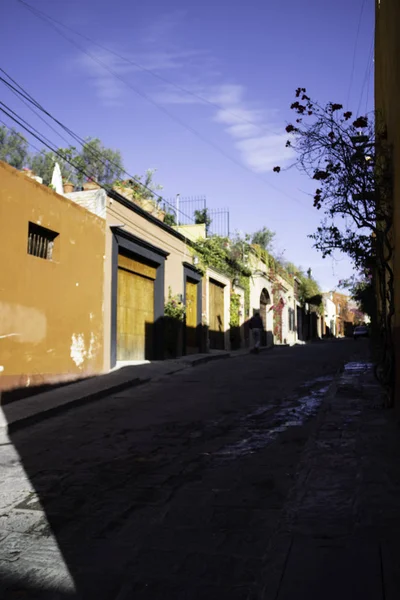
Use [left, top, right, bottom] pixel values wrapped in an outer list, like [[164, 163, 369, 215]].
[[375, 0, 400, 404], [0, 162, 105, 392], [104, 198, 193, 369], [173, 224, 206, 242]]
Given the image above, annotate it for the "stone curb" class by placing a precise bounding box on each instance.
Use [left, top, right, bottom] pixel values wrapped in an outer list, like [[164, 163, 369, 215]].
[[1, 377, 147, 434], [0, 352, 235, 434], [0, 345, 280, 434]]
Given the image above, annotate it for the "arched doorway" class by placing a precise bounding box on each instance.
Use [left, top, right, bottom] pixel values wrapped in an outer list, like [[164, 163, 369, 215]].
[[260, 288, 271, 346]]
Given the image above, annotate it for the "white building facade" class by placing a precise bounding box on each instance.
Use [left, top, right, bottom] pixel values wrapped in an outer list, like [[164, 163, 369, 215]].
[[322, 293, 337, 337]]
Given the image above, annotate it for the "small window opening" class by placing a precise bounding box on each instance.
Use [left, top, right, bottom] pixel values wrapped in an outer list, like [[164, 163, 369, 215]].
[[27, 222, 59, 260]]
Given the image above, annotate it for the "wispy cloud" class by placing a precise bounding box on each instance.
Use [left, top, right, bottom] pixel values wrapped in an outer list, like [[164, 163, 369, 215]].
[[77, 47, 209, 107], [75, 12, 292, 172], [158, 83, 293, 173]]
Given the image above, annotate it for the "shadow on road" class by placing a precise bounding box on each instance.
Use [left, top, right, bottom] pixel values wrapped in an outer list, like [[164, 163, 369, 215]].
[[0, 339, 370, 599]]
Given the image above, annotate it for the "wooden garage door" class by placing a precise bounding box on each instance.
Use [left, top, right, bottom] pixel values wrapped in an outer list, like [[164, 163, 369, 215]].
[[185, 279, 198, 352], [209, 279, 225, 350], [117, 254, 156, 361]]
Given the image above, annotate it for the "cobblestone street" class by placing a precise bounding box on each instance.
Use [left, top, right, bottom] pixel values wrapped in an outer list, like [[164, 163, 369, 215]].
[[2, 339, 397, 599]]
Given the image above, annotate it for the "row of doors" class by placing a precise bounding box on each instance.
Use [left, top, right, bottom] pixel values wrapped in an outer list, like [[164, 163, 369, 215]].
[[117, 256, 226, 361]]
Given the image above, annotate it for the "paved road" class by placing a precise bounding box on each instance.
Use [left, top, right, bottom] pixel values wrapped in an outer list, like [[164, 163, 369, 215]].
[[0, 340, 369, 599]]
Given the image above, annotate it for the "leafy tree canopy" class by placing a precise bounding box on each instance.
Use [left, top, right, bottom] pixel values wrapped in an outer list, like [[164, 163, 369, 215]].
[[340, 275, 375, 319], [251, 226, 275, 251], [28, 138, 124, 187], [273, 89, 390, 272], [0, 126, 29, 170]]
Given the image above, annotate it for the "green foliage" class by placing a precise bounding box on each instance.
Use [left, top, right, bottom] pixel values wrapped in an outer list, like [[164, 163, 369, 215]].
[[114, 169, 163, 203], [298, 277, 321, 304], [238, 274, 251, 317], [193, 236, 251, 316], [252, 244, 294, 286], [164, 288, 186, 321], [30, 147, 76, 185], [164, 211, 177, 226], [340, 275, 375, 319], [193, 232, 296, 320], [229, 293, 241, 328], [251, 227, 275, 251], [194, 208, 212, 234], [29, 138, 124, 187], [193, 236, 233, 275], [284, 262, 324, 313], [0, 126, 29, 169], [78, 138, 124, 185]]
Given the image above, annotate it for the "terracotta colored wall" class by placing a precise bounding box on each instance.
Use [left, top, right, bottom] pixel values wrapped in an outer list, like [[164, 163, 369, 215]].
[[0, 162, 105, 392], [375, 0, 400, 406], [332, 292, 350, 336], [103, 198, 193, 369]]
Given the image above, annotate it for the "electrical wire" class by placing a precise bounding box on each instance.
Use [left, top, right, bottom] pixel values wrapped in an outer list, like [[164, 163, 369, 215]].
[[10, 3, 310, 210], [0, 104, 104, 184], [357, 35, 374, 117], [0, 70, 193, 219], [0, 118, 44, 156], [5, 85, 76, 149], [16, 0, 281, 137], [0, 66, 311, 213], [346, 0, 367, 109]]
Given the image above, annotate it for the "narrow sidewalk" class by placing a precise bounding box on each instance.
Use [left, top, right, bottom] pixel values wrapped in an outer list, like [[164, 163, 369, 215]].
[[262, 360, 400, 600], [0, 345, 274, 433]]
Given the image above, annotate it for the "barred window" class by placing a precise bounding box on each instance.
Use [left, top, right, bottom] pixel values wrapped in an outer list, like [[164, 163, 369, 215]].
[[27, 222, 59, 260]]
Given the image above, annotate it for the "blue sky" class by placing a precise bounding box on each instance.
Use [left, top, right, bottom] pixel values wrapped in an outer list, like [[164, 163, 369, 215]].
[[2, 0, 375, 290]]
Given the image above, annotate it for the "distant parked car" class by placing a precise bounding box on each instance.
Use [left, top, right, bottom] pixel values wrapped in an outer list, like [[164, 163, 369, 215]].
[[353, 325, 369, 340]]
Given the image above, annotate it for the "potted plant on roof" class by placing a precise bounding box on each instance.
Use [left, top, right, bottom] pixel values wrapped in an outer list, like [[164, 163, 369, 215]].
[[83, 177, 100, 191], [113, 179, 134, 200], [63, 177, 74, 194]]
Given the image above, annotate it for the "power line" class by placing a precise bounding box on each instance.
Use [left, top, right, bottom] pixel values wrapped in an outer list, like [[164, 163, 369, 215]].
[[0, 72, 168, 202], [0, 118, 44, 156], [16, 0, 281, 138], [0, 78, 195, 220], [0, 104, 96, 182], [0, 65, 310, 213], [346, 0, 367, 108], [357, 34, 374, 116], [12, 2, 309, 211], [3, 81, 76, 149]]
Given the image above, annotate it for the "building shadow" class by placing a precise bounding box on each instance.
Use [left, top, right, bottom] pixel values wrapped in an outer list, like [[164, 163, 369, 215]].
[[1, 316, 277, 598]]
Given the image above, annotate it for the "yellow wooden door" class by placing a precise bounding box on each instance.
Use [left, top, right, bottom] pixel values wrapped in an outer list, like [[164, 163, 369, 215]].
[[117, 254, 155, 361], [185, 279, 198, 351], [209, 279, 225, 349]]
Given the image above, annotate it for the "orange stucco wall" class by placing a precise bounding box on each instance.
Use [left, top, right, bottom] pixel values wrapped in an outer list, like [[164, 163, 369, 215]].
[[0, 162, 105, 392], [375, 0, 400, 406]]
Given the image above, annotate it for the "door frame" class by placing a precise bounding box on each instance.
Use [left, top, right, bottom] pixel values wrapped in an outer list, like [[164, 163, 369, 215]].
[[183, 262, 202, 355], [208, 277, 226, 351], [110, 228, 169, 367]]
